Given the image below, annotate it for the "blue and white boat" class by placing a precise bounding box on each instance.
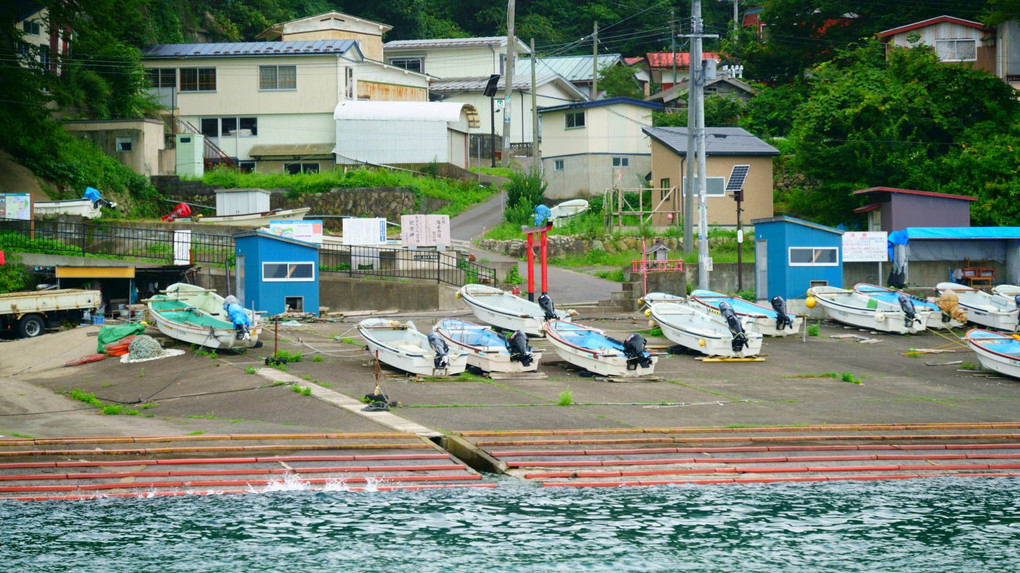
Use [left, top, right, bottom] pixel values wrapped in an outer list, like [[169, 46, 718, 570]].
[[543, 320, 657, 377], [358, 318, 467, 377], [647, 301, 764, 358], [965, 328, 1020, 379], [688, 289, 802, 337], [807, 285, 931, 334], [432, 318, 540, 373], [854, 283, 964, 330]]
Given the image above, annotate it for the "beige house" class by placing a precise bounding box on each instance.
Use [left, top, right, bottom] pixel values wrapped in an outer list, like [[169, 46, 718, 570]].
[[14, 2, 70, 74], [256, 11, 392, 60], [383, 36, 531, 78], [539, 98, 660, 199], [643, 127, 779, 227], [64, 119, 167, 176]]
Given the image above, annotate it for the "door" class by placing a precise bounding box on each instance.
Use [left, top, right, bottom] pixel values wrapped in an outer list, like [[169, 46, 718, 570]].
[[755, 240, 768, 301], [235, 254, 245, 307]]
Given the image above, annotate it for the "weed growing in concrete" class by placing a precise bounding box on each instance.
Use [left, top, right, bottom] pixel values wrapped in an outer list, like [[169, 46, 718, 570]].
[[312, 355, 324, 362], [840, 371, 862, 384], [558, 386, 573, 406], [245, 366, 258, 374], [273, 349, 302, 362], [292, 385, 312, 396], [960, 361, 980, 370], [807, 324, 820, 337]]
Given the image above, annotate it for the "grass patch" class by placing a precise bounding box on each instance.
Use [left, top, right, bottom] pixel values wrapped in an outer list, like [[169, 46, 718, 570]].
[[557, 385, 574, 406], [273, 349, 303, 363], [336, 337, 360, 345], [244, 366, 258, 374], [840, 371, 862, 385], [64, 388, 139, 415], [291, 385, 312, 396], [960, 361, 980, 371], [312, 355, 324, 363], [807, 324, 820, 337]]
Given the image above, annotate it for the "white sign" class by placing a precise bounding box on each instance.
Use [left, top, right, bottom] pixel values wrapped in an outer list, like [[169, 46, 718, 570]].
[[172, 230, 191, 265], [842, 231, 888, 262], [270, 220, 323, 244], [0, 193, 31, 220], [342, 217, 387, 246], [401, 214, 451, 248]]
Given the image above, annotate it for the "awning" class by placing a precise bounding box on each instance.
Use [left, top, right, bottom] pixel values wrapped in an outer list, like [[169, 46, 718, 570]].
[[247, 143, 335, 159], [852, 203, 880, 214], [56, 266, 135, 278]]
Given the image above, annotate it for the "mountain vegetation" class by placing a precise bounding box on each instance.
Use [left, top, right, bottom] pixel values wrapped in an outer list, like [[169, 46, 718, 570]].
[[1, 1, 1019, 226]]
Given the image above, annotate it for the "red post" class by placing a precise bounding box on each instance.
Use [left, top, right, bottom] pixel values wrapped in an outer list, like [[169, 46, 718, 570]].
[[540, 227, 549, 295], [526, 232, 535, 302]]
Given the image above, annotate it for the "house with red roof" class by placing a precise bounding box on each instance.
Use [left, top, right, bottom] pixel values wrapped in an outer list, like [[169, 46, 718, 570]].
[[645, 51, 720, 90], [877, 16, 995, 74], [852, 187, 976, 233]]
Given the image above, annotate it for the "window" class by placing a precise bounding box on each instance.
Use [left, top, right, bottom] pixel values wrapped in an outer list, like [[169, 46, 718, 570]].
[[499, 54, 507, 75], [23, 21, 40, 35], [285, 163, 319, 175], [553, 159, 564, 172], [789, 247, 839, 267], [263, 262, 315, 282], [285, 296, 304, 312], [179, 67, 216, 91], [115, 137, 132, 152], [259, 65, 296, 90], [612, 157, 630, 168], [345, 67, 354, 99], [146, 68, 176, 88], [237, 160, 256, 173], [935, 39, 976, 62], [389, 56, 423, 74], [200, 118, 218, 137], [682, 176, 726, 197], [38, 49, 49, 72], [210, 117, 258, 137], [565, 111, 585, 129], [660, 178, 670, 189]]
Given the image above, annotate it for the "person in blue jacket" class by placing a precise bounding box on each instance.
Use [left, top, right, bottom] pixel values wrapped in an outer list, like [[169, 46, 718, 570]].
[[223, 295, 251, 340]]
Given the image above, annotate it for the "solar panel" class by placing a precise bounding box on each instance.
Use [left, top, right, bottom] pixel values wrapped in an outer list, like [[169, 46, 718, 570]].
[[725, 164, 750, 192]]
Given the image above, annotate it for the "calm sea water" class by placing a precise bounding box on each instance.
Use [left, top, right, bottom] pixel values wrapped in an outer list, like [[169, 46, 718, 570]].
[[3, 477, 1019, 572]]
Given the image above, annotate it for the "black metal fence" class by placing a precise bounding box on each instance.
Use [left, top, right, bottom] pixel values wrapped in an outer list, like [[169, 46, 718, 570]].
[[1, 218, 495, 287]]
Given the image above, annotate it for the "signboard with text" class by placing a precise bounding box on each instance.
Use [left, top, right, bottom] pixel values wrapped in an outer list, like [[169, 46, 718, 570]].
[[270, 220, 323, 244], [842, 231, 888, 262], [401, 214, 451, 248], [0, 193, 31, 220], [342, 217, 387, 246]]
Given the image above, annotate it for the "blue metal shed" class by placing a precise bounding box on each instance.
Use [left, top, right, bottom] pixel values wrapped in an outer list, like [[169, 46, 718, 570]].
[[233, 231, 319, 316], [751, 216, 843, 301]]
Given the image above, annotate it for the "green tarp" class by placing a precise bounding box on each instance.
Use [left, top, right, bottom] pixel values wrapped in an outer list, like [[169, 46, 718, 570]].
[[97, 322, 147, 353]]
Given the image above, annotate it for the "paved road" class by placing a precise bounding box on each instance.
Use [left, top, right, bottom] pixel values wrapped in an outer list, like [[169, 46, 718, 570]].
[[451, 193, 622, 305]]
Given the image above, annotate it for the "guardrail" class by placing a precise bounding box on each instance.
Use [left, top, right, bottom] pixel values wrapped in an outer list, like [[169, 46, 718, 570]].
[[319, 242, 496, 286]]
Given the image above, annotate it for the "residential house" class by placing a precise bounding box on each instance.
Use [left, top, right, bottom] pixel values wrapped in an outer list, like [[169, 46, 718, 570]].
[[64, 119, 167, 176], [255, 11, 428, 101], [645, 52, 720, 90], [877, 16, 995, 74], [878, 15, 1020, 89], [431, 74, 587, 153], [13, 1, 69, 74], [642, 126, 779, 226], [515, 54, 622, 99], [623, 56, 652, 97], [646, 76, 756, 111], [383, 36, 530, 78], [539, 98, 661, 199], [141, 40, 366, 173], [852, 187, 975, 232]]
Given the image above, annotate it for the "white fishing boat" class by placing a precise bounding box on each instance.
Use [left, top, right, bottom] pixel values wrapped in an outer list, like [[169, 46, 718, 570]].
[[34, 198, 115, 219], [853, 283, 964, 330], [689, 289, 802, 337], [936, 282, 1018, 331], [192, 207, 311, 225], [432, 318, 540, 373], [965, 328, 1020, 379], [543, 319, 657, 377], [146, 283, 260, 350], [456, 284, 575, 337], [992, 284, 1020, 299], [358, 318, 467, 377], [807, 285, 930, 334], [647, 301, 763, 358], [638, 291, 685, 309], [548, 199, 589, 226]]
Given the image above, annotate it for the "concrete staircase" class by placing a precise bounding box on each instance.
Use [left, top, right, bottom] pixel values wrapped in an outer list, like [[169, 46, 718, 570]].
[[596, 280, 643, 313]]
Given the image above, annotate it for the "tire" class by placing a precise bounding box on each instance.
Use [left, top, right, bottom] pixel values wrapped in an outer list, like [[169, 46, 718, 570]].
[[18, 314, 46, 338]]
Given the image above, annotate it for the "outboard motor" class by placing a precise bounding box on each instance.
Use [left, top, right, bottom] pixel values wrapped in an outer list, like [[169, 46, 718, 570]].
[[1015, 295, 1020, 327], [622, 333, 653, 370], [222, 295, 251, 340], [504, 330, 533, 367], [426, 332, 450, 369], [897, 293, 918, 329], [538, 293, 558, 321], [719, 301, 748, 353], [770, 296, 794, 331]]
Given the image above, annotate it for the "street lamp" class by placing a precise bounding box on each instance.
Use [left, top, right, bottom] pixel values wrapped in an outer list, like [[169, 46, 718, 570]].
[[483, 74, 501, 168]]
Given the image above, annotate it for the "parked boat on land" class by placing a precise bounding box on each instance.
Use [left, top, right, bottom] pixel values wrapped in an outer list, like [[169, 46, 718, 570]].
[[34, 198, 115, 219], [853, 283, 964, 330], [358, 318, 467, 377], [146, 283, 260, 350], [548, 199, 589, 227], [807, 285, 930, 334], [688, 289, 802, 336], [647, 301, 763, 358], [992, 284, 1020, 299], [936, 282, 1019, 331], [638, 291, 685, 309], [456, 284, 574, 337], [190, 207, 311, 225], [965, 328, 1020, 379], [543, 319, 657, 377], [432, 318, 540, 373]]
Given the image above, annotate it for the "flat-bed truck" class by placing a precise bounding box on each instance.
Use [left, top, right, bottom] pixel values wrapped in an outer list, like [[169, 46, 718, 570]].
[[0, 289, 102, 338]]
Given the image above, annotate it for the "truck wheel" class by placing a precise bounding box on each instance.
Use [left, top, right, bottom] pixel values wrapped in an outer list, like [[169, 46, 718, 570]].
[[18, 314, 46, 338]]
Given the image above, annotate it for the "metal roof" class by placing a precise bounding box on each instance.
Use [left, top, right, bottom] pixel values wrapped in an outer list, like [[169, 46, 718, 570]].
[[539, 97, 661, 114], [248, 143, 336, 158], [430, 74, 588, 100], [333, 101, 480, 127], [852, 186, 977, 202], [515, 54, 621, 82], [878, 16, 985, 38], [141, 40, 363, 60], [646, 52, 721, 69], [643, 127, 780, 157], [384, 36, 531, 54], [750, 216, 844, 235]]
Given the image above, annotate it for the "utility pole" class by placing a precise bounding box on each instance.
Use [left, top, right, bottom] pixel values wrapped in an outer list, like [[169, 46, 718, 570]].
[[592, 21, 598, 100], [502, 0, 516, 167], [670, 10, 677, 91], [531, 38, 539, 170], [732, 0, 739, 45]]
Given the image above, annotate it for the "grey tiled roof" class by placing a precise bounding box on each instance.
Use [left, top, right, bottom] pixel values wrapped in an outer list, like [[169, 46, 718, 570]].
[[642, 127, 780, 156], [141, 40, 361, 59]]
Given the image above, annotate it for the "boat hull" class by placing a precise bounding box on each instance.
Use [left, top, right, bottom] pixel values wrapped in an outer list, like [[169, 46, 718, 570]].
[[966, 329, 1020, 379], [194, 207, 311, 225], [543, 320, 657, 377], [35, 199, 105, 219], [853, 284, 963, 330], [937, 283, 1018, 331], [688, 290, 803, 337], [649, 302, 763, 358], [809, 287, 928, 334], [433, 319, 540, 373], [457, 284, 572, 337], [146, 285, 260, 350], [359, 319, 467, 377]]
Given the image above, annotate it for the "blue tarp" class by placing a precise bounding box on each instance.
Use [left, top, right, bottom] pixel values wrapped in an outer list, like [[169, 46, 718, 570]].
[[888, 227, 1020, 245], [887, 227, 1020, 265]]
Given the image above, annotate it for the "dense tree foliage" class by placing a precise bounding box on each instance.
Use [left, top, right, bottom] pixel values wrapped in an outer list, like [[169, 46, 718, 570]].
[[598, 64, 642, 99]]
